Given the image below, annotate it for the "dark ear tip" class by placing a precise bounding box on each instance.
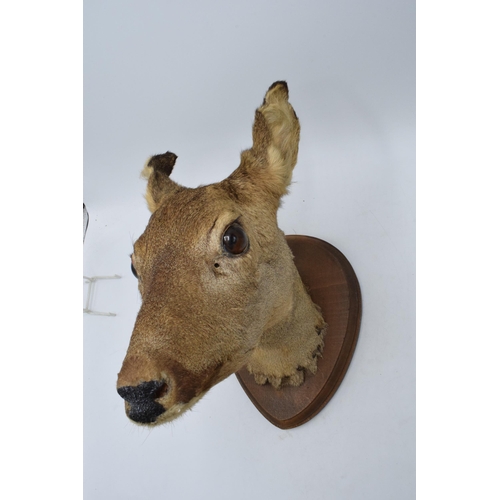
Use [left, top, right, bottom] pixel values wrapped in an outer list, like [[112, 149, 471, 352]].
[[148, 151, 178, 176], [268, 80, 288, 92], [262, 81, 289, 105]]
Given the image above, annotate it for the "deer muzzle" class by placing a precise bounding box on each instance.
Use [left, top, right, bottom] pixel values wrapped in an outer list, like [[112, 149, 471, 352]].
[[116, 350, 227, 426]]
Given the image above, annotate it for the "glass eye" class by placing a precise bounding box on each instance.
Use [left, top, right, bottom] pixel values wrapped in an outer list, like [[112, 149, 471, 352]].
[[131, 262, 138, 279], [222, 223, 249, 255]]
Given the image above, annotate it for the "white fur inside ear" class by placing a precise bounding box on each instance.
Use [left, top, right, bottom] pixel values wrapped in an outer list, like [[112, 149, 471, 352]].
[[259, 95, 299, 195], [267, 145, 292, 193], [140, 156, 154, 181], [141, 157, 157, 213]]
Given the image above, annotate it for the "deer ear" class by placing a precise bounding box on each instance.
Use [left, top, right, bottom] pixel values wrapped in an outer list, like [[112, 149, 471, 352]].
[[229, 81, 300, 202], [141, 152, 184, 212]]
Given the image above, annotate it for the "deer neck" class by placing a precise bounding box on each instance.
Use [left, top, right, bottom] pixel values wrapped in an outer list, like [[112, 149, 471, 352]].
[[246, 266, 326, 388]]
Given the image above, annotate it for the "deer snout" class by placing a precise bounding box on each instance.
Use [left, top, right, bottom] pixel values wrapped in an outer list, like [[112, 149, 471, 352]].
[[116, 380, 169, 424]]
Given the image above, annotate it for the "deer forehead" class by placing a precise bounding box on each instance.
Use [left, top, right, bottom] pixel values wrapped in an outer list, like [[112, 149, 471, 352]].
[[133, 183, 276, 264]]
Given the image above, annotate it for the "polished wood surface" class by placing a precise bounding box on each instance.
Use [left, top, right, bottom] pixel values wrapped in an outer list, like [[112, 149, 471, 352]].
[[236, 235, 362, 429]]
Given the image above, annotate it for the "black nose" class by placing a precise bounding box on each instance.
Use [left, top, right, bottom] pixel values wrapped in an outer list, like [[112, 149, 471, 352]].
[[117, 380, 168, 424]]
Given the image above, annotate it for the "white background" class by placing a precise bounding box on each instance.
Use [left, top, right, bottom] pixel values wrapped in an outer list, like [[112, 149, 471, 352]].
[[0, 0, 500, 500], [83, 1, 415, 499], [3, 1, 500, 499]]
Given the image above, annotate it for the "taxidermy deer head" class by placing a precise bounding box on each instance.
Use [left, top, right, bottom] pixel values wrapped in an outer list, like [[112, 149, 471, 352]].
[[117, 82, 326, 425]]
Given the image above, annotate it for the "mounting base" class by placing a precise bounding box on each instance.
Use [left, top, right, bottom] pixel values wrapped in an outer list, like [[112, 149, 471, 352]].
[[236, 235, 362, 429]]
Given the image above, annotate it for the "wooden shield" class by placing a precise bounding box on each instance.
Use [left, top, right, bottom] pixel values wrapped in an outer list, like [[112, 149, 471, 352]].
[[236, 235, 362, 429]]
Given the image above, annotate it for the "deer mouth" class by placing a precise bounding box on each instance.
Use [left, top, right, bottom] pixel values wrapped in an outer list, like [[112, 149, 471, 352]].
[[125, 399, 165, 424]]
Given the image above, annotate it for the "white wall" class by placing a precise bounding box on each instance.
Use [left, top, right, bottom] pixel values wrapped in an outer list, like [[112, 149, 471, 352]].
[[83, 1, 415, 498]]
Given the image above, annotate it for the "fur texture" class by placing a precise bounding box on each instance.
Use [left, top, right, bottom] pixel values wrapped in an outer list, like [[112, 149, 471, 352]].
[[117, 82, 326, 426]]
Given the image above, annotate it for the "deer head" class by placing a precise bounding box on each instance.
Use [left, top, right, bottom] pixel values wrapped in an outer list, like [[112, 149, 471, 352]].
[[117, 82, 326, 425]]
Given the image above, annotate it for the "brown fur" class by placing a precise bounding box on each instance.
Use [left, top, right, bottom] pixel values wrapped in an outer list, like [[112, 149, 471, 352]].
[[117, 82, 326, 425]]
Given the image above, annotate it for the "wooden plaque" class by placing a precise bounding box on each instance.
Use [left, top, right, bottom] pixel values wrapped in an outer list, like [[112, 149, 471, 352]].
[[236, 235, 362, 429]]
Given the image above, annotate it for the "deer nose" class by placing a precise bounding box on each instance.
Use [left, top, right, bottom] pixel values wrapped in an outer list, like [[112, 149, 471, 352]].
[[116, 380, 169, 424]]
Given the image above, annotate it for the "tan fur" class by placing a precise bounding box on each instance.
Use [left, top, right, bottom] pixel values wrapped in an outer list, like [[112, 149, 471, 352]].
[[117, 82, 326, 425]]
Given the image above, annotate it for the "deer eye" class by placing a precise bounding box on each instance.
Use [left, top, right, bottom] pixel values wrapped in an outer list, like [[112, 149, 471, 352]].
[[222, 223, 249, 255], [131, 262, 138, 279]]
